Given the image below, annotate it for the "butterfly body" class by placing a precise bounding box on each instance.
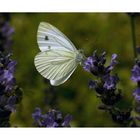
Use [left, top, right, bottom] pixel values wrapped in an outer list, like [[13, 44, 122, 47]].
[[34, 22, 85, 86]]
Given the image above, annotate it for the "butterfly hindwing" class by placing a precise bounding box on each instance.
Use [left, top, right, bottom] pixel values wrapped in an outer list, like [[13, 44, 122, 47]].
[[50, 66, 77, 86], [34, 49, 78, 84]]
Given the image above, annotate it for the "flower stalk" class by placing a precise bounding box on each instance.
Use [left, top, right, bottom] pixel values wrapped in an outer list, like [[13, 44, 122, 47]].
[[130, 14, 137, 58]]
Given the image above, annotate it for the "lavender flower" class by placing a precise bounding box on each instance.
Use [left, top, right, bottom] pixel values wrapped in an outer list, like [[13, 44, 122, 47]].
[[84, 51, 133, 125], [133, 87, 140, 101], [0, 53, 18, 115], [0, 14, 14, 52], [131, 60, 140, 102], [131, 59, 140, 106], [130, 59, 140, 126], [84, 51, 106, 76], [131, 63, 140, 82], [84, 51, 121, 105], [0, 53, 16, 94], [32, 108, 72, 127], [84, 51, 118, 77], [0, 13, 23, 127]]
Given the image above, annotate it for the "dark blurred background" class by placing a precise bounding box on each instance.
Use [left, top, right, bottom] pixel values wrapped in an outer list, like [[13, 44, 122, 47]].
[[9, 13, 140, 127]]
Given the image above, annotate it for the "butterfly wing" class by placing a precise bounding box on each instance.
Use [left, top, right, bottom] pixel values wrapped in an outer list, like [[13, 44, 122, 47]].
[[34, 49, 78, 86], [37, 22, 77, 52], [50, 66, 77, 86]]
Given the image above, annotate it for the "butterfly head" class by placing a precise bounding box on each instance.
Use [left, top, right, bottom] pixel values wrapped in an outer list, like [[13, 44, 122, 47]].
[[76, 49, 86, 65]]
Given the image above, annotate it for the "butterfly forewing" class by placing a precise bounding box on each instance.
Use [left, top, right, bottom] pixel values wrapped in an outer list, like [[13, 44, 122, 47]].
[[37, 22, 77, 52]]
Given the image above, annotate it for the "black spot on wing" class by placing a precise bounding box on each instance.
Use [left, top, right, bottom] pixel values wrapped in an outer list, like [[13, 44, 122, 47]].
[[45, 36, 49, 40]]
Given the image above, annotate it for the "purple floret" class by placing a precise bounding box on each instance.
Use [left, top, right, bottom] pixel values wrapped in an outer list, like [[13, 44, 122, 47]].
[[32, 108, 72, 127]]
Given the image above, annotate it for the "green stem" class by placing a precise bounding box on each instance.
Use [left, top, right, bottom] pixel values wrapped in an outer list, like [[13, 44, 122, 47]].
[[130, 15, 137, 58]]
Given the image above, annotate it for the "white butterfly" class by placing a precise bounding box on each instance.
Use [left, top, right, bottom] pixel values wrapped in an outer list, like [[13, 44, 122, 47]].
[[34, 22, 85, 86]]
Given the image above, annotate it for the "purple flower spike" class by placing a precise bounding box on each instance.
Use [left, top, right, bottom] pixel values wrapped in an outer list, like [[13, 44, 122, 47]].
[[83, 51, 118, 77], [0, 14, 14, 52], [131, 65, 140, 82], [2, 22, 14, 37], [83, 57, 94, 72], [32, 108, 72, 127], [0, 53, 17, 93], [133, 87, 140, 101], [0, 14, 23, 127]]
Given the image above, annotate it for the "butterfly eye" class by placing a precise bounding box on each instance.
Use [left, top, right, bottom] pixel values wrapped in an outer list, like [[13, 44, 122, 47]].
[[45, 36, 49, 40]]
